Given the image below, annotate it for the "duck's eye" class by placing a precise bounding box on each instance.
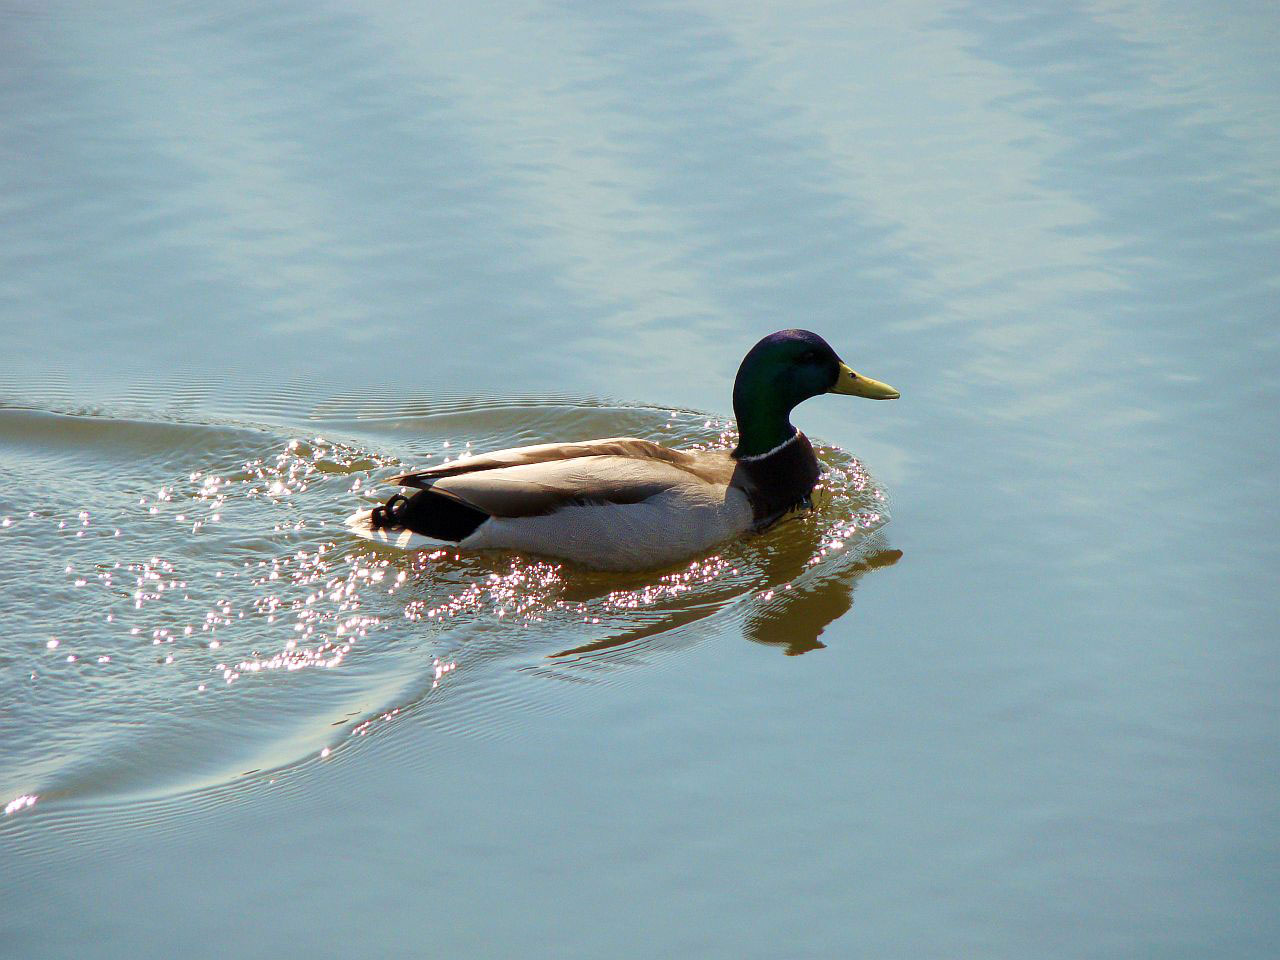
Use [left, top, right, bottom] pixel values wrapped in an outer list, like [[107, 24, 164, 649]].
[[799, 350, 819, 364]]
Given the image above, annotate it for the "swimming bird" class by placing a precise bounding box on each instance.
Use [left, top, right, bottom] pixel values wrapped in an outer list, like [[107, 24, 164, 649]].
[[346, 329, 898, 570]]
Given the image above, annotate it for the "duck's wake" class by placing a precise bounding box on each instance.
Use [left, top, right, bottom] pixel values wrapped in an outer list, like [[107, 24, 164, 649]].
[[0, 399, 897, 837]]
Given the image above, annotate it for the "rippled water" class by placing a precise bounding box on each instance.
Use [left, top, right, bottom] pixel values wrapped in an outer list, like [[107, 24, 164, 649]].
[[2, 2, 1277, 958], [1, 395, 892, 823]]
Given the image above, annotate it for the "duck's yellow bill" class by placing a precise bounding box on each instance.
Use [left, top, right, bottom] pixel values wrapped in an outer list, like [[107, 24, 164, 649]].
[[829, 362, 900, 399]]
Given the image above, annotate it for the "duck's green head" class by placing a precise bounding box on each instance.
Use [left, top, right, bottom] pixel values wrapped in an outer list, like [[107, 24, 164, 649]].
[[732, 329, 898, 458]]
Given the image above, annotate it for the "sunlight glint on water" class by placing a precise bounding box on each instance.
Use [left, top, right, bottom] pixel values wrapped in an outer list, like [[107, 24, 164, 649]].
[[0, 401, 891, 821], [0, 1, 1275, 956]]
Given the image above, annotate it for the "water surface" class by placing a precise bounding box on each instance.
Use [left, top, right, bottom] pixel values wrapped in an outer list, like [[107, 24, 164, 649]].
[[2, 2, 1276, 957]]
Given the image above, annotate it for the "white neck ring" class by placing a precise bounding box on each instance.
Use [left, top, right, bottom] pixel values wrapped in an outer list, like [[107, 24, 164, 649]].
[[735, 431, 800, 462]]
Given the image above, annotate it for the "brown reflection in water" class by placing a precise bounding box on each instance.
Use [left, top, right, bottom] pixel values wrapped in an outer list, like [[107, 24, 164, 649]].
[[745, 545, 902, 655], [549, 520, 902, 660]]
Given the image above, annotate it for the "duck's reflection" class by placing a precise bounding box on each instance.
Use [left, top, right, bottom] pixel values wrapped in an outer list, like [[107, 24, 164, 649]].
[[743, 540, 902, 655], [547, 526, 902, 659]]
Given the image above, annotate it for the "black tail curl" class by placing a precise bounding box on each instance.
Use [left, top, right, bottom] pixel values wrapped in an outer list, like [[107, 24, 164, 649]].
[[366, 488, 490, 541], [369, 493, 409, 530]]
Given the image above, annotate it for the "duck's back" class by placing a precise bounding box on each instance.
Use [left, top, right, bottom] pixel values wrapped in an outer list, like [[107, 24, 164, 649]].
[[386, 437, 728, 487]]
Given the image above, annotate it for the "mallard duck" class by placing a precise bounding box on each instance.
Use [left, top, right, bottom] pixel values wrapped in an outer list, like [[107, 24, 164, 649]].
[[346, 330, 898, 570]]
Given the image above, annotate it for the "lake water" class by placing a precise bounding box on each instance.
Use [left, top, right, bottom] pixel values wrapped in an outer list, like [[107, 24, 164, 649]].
[[2, 2, 1276, 957]]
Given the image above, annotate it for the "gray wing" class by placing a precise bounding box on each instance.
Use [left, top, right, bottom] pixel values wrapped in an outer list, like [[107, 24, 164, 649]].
[[426, 455, 727, 519], [386, 437, 713, 488]]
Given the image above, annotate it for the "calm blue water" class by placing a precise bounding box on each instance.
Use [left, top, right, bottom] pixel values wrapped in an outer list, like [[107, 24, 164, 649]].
[[2, 2, 1277, 957]]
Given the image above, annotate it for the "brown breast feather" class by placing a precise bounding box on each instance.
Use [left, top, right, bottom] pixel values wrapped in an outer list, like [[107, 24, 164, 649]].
[[730, 432, 822, 530]]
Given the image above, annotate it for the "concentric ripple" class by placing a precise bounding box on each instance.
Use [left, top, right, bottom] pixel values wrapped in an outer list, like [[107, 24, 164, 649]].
[[0, 396, 898, 833]]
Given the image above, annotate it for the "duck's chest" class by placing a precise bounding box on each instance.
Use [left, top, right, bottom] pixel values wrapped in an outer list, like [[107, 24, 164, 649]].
[[733, 432, 822, 531]]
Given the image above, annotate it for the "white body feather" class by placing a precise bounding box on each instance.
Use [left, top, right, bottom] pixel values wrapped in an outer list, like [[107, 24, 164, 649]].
[[347, 485, 754, 570], [345, 438, 758, 570]]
